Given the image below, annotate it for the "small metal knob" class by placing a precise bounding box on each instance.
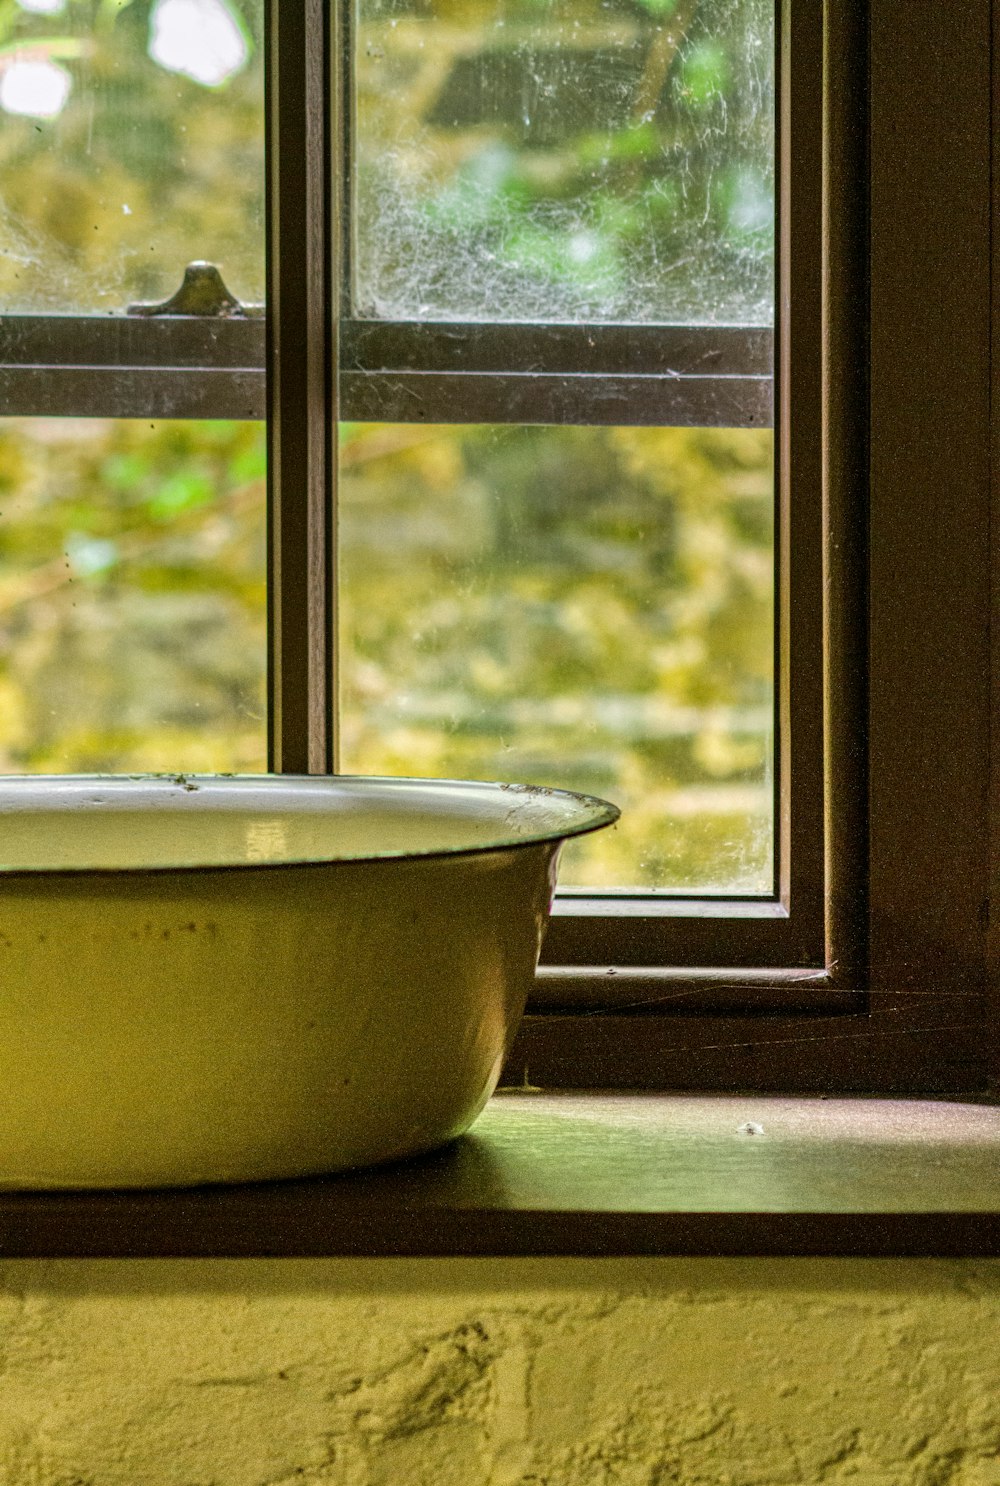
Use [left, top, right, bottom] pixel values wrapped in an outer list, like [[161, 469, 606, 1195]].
[[127, 262, 263, 318]]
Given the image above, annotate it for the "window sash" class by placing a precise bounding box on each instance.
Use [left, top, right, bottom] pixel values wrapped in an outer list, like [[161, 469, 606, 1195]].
[[340, 320, 772, 426], [0, 316, 770, 429], [275, 0, 828, 984], [0, 316, 264, 420]]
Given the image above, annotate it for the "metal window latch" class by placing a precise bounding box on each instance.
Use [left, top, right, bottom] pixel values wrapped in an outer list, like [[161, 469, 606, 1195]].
[[126, 262, 264, 318]]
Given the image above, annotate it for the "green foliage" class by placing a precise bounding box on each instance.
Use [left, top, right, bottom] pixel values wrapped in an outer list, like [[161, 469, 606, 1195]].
[[633, 0, 680, 19], [0, 418, 267, 774], [677, 39, 730, 108]]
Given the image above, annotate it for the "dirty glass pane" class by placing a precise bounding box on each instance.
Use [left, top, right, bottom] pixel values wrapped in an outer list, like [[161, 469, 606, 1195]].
[[338, 422, 773, 893], [0, 0, 264, 313], [0, 418, 266, 772], [353, 0, 774, 324]]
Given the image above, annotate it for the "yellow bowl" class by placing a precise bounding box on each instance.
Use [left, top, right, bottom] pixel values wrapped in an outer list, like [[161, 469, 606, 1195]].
[[0, 774, 617, 1188]]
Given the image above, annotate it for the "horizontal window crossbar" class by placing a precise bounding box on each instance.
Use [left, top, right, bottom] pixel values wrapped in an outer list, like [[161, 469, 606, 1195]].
[[341, 369, 771, 427], [0, 315, 266, 420], [341, 320, 773, 376], [1, 313, 265, 367], [1, 316, 772, 427], [0, 367, 263, 421]]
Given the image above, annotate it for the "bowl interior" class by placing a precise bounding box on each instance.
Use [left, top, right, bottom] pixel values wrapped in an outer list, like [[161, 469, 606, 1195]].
[[0, 774, 619, 874]]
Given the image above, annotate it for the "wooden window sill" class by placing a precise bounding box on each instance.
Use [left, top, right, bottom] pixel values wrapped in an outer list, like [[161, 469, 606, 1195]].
[[2, 1092, 1000, 1258]]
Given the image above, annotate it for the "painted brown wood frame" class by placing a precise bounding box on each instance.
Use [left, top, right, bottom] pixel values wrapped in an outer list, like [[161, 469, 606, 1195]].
[[265, 0, 338, 774], [260, 0, 994, 1089], [503, 0, 996, 1092], [0, 319, 770, 427]]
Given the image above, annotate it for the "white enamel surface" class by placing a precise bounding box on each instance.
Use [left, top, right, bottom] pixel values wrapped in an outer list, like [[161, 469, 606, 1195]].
[[0, 774, 618, 871], [0, 775, 616, 1189]]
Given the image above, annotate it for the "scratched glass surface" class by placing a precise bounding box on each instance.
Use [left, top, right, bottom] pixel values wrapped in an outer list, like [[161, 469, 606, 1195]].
[[353, 0, 774, 324], [0, 417, 267, 773], [338, 422, 774, 893], [0, 0, 264, 312]]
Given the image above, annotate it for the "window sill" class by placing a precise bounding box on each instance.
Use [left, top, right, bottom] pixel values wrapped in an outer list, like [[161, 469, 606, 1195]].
[[2, 1092, 999, 1258]]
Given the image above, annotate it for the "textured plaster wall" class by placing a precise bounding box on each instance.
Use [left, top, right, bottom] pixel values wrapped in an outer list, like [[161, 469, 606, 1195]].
[[0, 1258, 997, 1486]]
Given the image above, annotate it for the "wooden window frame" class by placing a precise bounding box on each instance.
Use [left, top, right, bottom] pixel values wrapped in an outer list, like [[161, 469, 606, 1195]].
[[0, 0, 994, 1099], [267, 0, 997, 1095]]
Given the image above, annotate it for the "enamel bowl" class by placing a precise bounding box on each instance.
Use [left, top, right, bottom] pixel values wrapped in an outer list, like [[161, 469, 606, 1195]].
[[0, 774, 617, 1189]]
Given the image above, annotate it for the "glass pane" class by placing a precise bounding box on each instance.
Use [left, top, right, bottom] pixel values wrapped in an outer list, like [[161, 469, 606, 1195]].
[[0, 0, 264, 312], [0, 417, 267, 772], [338, 422, 773, 893], [353, 0, 773, 323]]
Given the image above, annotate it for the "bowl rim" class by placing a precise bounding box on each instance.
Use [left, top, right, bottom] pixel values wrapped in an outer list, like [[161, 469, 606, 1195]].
[[0, 772, 621, 877]]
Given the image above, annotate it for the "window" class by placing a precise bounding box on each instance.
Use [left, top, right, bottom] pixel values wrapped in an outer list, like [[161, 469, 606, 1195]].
[[1, 0, 995, 1099]]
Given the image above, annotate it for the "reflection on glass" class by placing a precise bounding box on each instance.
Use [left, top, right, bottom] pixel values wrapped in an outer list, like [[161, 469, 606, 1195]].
[[0, 0, 263, 311], [0, 418, 267, 772], [338, 422, 774, 893], [149, 0, 250, 86], [353, 0, 774, 323]]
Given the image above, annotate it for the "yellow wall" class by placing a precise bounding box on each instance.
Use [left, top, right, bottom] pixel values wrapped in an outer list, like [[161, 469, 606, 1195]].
[[0, 1258, 998, 1484]]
